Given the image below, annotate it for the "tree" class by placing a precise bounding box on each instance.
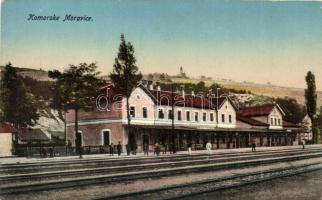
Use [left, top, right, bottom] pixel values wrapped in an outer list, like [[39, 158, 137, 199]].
[[275, 97, 306, 124], [109, 34, 142, 152], [0, 63, 39, 129], [305, 71, 317, 143], [48, 63, 106, 152]]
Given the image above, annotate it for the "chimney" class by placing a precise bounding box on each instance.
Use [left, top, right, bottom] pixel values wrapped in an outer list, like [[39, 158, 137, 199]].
[[244, 101, 250, 107], [142, 80, 148, 88], [149, 84, 154, 90], [191, 91, 195, 96], [157, 85, 161, 91], [182, 89, 185, 97]]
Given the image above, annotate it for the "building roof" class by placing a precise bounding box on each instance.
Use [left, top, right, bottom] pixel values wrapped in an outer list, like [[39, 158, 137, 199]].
[[147, 89, 217, 109], [103, 84, 237, 110], [18, 128, 50, 141], [142, 85, 235, 110], [0, 123, 16, 133], [238, 104, 285, 117], [99, 85, 123, 103], [237, 115, 268, 126], [283, 120, 300, 128]]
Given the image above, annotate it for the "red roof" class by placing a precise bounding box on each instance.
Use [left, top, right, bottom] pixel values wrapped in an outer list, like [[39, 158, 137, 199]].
[[104, 84, 235, 110], [100, 85, 123, 103], [0, 123, 16, 133], [239, 104, 276, 117], [237, 115, 268, 126], [147, 89, 230, 110], [283, 120, 300, 128]]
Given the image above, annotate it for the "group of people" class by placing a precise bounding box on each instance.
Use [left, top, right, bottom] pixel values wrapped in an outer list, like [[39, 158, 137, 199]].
[[108, 142, 123, 156], [40, 147, 54, 158], [187, 141, 212, 155]]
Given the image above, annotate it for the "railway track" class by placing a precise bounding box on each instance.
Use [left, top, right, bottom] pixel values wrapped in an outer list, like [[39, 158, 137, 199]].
[[99, 162, 322, 200], [2, 147, 320, 170], [1, 148, 322, 195], [1, 147, 321, 175], [0, 148, 321, 184]]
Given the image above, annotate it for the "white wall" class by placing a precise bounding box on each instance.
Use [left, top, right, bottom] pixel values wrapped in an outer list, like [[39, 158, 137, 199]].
[[122, 87, 156, 125], [217, 100, 236, 128], [0, 133, 13, 157], [268, 107, 283, 129]]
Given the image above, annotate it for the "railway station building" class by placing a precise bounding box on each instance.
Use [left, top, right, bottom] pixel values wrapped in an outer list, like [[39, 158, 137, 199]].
[[66, 84, 302, 152]]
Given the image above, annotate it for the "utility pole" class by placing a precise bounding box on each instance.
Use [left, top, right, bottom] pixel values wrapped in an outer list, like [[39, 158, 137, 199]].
[[216, 88, 220, 127], [171, 83, 176, 153]]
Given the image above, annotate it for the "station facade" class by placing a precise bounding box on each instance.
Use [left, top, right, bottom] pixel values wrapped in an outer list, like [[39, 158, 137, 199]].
[[66, 84, 301, 152]]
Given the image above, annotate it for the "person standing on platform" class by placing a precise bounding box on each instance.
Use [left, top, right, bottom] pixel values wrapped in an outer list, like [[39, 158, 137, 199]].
[[143, 143, 149, 156], [67, 140, 72, 156], [110, 143, 114, 156], [133, 143, 137, 155], [301, 139, 306, 149], [163, 143, 168, 154], [206, 141, 212, 154], [117, 141, 122, 156], [251, 138, 256, 152], [187, 142, 192, 155]]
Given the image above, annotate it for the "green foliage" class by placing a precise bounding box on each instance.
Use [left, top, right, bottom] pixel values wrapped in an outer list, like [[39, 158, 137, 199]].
[[21, 76, 53, 101], [109, 34, 142, 150], [317, 128, 321, 144], [0, 63, 39, 127], [157, 81, 250, 96], [305, 71, 317, 120], [248, 95, 273, 106], [305, 71, 317, 143], [275, 97, 306, 124], [48, 62, 106, 111], [316, 106, 322, 132], [109, 34, 142, 98]]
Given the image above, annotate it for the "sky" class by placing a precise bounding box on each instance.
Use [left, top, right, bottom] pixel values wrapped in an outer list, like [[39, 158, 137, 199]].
[[1, 0, 322, 90]]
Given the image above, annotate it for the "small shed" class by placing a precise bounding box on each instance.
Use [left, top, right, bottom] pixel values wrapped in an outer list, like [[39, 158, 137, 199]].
[[17, 128, 50, 144], [0, 123, 16, 157]]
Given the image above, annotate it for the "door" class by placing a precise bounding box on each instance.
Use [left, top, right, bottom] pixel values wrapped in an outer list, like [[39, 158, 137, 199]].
[[143, 135, 149, 150], [103, 131, 110, 146]]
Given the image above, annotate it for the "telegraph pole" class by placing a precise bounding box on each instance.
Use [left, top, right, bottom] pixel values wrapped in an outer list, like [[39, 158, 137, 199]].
[[171, 83, 176, 153]]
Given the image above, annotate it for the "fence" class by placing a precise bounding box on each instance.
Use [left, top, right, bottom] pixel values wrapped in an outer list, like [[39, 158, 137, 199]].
[[14, 145, 118, 157]]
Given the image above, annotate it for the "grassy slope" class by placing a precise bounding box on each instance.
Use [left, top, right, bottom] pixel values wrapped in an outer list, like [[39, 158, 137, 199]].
[[169, 77, 322, 106]]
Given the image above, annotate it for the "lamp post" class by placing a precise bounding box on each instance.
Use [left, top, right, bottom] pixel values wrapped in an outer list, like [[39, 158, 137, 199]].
[[171, 83, 176, 153], [216, 88, 220, 128]]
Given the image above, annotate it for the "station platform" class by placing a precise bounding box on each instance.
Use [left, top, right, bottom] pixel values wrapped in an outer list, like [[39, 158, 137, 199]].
[[1, 144, 321, 164]]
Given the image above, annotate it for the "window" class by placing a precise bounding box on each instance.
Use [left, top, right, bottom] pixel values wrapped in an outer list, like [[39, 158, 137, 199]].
[[158, 109, 164, 119], [177, 110, 182, 121], [278, 118, 281, 126], [221, 114, 225, 123], [274, 118, 277, 126], [229, 115, 232, 123], [210, 113, 214, 122], [203, 112, 207, 121], [129, 106, 135, 118], [168, 109, 173, 120], [195, 112, 199, 122], [142, 107, 148, 118], [186, 111, 190, 121], [271, 118, 273, 125]]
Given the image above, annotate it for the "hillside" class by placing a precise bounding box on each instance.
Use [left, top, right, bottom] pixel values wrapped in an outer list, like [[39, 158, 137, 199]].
[[167, 77, 322, 107]]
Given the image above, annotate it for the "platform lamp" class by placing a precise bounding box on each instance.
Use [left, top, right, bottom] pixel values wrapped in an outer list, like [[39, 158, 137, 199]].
[[216, 88, 220, 128]]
